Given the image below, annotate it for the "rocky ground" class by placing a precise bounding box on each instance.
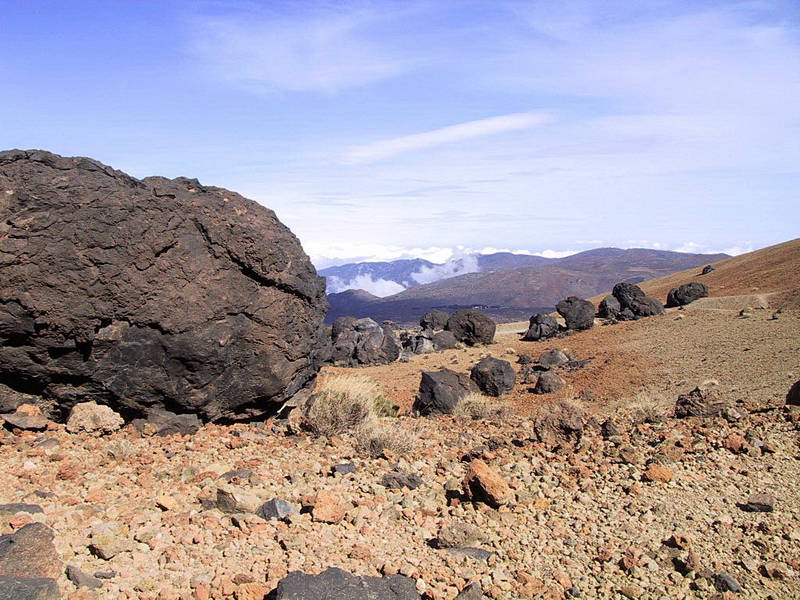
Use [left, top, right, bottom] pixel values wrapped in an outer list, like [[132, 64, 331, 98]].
[[1, 298, 799, 599]]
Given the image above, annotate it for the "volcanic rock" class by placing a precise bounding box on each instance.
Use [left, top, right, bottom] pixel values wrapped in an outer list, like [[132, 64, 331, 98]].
[[469, 357, 516, 397], [330, 317, 401, 366], [275, 567, 420, 600], [66, 402, 123, 435], [463, 459, 512, 507], [432, 330, 457, 351], [436, 522, 485, 549], [555, 297, 595, 331], [445, 310, 496, 346], [419, 309, 450, 331], [1, 406, 48, 432], [0, 523, 61, 580], [454, 583, 484, 600], [701, 265, 716, 275], [413, 369, 479, 416], [674, 385, 729, 418], [597, 295, 621, 319], [0, 576, 60, 600], [666, 282, 709, 307], [611, 283, 664, 318], [257, 498, 296, 521], [785, 380, 799, 406], [533, 401, 585, 445], [0, 150, 327, 422], [538, 349, 569, 369], [534, 372, 565, 394], [522, 313, 559, 341]]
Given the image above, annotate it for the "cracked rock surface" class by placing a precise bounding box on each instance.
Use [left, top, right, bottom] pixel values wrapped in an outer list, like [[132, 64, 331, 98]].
[[0, 150, 328, 422]]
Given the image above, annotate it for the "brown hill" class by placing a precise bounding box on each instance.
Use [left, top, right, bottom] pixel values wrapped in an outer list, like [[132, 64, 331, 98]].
[[327, 248, 729, 323]]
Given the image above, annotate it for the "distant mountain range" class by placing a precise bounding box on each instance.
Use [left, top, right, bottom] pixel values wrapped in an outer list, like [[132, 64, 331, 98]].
[[324, 248, 729, 324]]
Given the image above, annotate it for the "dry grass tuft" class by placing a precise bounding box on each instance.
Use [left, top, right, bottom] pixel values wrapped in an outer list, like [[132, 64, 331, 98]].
[[305, 376, 411, 456], [454, 392, 512, 421]]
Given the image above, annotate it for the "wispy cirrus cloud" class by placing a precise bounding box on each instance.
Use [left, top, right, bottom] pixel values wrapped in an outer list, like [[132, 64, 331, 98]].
[[342, 111, 553, 164]]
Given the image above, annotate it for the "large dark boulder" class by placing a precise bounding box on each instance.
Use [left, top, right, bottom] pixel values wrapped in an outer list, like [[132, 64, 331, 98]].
[[401, 329, 434, 355], [445, 310, 495, 346], [432, 330, 457, 351], [0, 150, 328, 422], [666, 282, 709, 307], [701, 265, 716, 275], [675, 385, 729, 418], [555, 297, 594, 330], [420, 309, 450, 331], [0, 523, 61, 580], [788, 380, 800, 406], [275, 567, 420, 600], [413, 369, 479, 415], [597, 295, 621, 320], [522, 313, 559, 341], [470, 357, 516, 396], [330, 318, 401, 366], [611, 283, 664, 318]]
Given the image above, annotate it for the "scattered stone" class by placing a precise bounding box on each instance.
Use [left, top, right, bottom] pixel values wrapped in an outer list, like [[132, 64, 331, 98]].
[[332, 463, 356, 475], [724, 433, 748, 453], [66, 402, 124, 435], [436, 522, 485, 549], [601, 418, 622, 439], [761, 561, 791, 579], [0, 505, 43, 517], [218, 468, 254, 483], [413, 369, 479, 415], [381, 471, 422, 490], [0, 150, 328, 422], [666, 282, 709, 307], [643, 464, 673, 483], [0, 523, 61, 580], [420, 309, 450, 331], [538, 349, 569, 369], [311, 491, 346, 524], [701, 264, 716, 275], [257, 499, 296, 521], [275, 567, 421, 600], [66, 564, 102, 589], [469, 357, 516, 397], [132, 409, 201, 437], [445, 310, 496, 346], [674, 385, 729, 418], [1, 405, 48, 431], [522, 314, 559, 341], [611, 282, 664, 318], [741, 493, 774, 512], [93, 571, 116, 580], [0, 576, 60, 600], [739, 307, 752, 318], [534, 401, 584, 445], [533, 372, 565, 395], [215, 484, 261, 514], [446, 547, 493, 562], [713, 572, 741, 592], [0, 385, 42, 417], [555, 297, 595, 331], [88, 523, 129, 560], [463, 459, 511, 507]]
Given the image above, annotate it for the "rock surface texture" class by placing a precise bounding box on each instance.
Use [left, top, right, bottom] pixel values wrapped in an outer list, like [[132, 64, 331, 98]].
[[611, 283, 664, 319], [469, 357, 516, 397], [413, 369, 479, 415], [555, 297, 595, 330], [330, 317, 401, 366], [0, 150, 328, 422], [275, 567, 420, 600], [521, 313, 559, 341]]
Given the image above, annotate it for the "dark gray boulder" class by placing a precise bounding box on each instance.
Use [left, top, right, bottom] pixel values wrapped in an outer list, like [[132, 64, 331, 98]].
[[413, 369, 479, 415], [534, 372, 565, 394], [469, 357, 516, 397], [674, 386, 729, 418], [788, 380, 800, 406], [330, 318, 401, 366], [701, 265, 716, 275], [522, 313, 559, 341], [0, 150, 328, 423], [419, 309, 450, 331], [432, 330, 457, 351], [454, 583, 484, 600], [0, 523, 61, 580], [257, 498, 296, 521], [555, 297, 594, 331], [666, 282, 709, 307], [401, 329, 434, 355], [539, 349, 569, 369], [445, 310, 495, 346], [275, 567, 420, 600], [597, 295, 621, 320], [611, 282, 664, 318], [0, 576, 60, 600]]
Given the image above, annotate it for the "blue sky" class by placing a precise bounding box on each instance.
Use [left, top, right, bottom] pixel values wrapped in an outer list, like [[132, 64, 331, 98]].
[[2, 0, 799, 268]]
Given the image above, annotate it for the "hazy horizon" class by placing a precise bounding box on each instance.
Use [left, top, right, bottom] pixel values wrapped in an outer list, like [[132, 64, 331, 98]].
[[2, 1, 798, 267]]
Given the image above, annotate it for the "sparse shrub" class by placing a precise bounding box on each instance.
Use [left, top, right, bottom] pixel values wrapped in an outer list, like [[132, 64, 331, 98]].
[[454, 392, 511, 421], [355, 421, 414, 458], [305, 375, 382, 436], [373, 394, 399, 418]]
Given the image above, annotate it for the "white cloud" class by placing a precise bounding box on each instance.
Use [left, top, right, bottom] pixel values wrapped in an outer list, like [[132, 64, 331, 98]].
[[533, 249, 580, 259], [326, 274, 406, 297], [410, 253, 480, 285], [342, 111, 553, 164]]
